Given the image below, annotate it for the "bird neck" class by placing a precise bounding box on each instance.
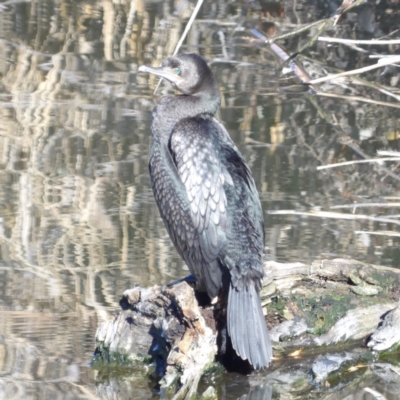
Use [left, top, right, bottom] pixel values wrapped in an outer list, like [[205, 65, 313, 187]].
[[151, 90, 221, 142]]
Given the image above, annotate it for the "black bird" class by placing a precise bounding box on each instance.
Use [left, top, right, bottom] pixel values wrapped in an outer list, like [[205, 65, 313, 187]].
[[139, 54, 272, 369]]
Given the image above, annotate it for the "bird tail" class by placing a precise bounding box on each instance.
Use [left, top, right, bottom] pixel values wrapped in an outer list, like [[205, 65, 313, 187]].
[[227, 282, 272, 369]]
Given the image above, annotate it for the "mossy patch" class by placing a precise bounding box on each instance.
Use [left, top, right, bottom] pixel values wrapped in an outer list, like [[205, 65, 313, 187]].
[[271, 280, 393, 336], [378, 342, 400, 364], [91, 341, 152, 370]]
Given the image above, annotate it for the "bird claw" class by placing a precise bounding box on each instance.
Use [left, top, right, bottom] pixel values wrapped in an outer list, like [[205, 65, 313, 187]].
[[167, 274, 197, 287]]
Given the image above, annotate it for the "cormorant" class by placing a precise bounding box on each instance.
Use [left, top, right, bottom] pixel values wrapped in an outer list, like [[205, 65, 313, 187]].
[[139, 54, 272, 369]]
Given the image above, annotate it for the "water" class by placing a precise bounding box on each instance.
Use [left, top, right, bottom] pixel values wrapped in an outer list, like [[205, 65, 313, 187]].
[[0, 0, 399, 399]]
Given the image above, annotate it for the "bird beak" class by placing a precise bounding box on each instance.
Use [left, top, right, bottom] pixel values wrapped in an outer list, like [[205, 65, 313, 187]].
[[138, 65, 183, 85]]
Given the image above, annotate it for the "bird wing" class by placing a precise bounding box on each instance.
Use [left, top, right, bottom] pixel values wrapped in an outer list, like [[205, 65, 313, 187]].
[[170, 117, 232, 266], [149, 139, 196, 254], [211, 118, 266, 289]]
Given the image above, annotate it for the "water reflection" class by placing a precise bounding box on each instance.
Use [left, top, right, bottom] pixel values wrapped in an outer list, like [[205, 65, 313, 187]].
[[0, 0, 399, 399], [239, 384, 272, 400]]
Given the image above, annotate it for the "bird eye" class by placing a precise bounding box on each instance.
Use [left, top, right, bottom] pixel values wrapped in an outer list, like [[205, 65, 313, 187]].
[[174, 68, 181, 74]]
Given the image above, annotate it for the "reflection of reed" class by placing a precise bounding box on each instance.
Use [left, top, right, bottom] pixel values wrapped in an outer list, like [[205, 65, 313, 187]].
[[0, 1, 189, 382]]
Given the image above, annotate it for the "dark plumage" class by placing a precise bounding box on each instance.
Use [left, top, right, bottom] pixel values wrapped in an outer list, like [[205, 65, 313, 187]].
[[139, 54, 272, 369]]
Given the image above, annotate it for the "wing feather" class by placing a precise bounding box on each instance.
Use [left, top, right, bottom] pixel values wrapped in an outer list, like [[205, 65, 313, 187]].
[[171, 117, 229, 264]]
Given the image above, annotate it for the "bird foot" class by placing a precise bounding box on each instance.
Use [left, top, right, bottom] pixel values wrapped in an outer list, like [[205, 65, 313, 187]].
[[167, 274, 197, 287]]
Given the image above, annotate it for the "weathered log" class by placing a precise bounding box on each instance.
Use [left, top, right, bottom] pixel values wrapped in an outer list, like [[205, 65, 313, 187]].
[[94, 282, 217, 399], [93, 259, 400, 398]]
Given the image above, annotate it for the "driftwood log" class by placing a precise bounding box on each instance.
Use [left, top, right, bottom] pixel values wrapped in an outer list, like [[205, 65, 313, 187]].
[[93, 259, 400, 399]]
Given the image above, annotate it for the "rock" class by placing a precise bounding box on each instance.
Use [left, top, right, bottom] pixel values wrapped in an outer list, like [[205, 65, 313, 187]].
[[270, 317, 308, 342], [370, 363, 400, 394], [310, 353, 354, 383], [368, 302, 400, 351], [348, 273, 383, 296], [315, 302, 397, 345], [264, 368, 310, 394], [200, 386, 217, 399]]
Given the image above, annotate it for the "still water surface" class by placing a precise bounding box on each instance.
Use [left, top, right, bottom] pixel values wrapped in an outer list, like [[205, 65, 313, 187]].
[[0, 0, 399, 398]]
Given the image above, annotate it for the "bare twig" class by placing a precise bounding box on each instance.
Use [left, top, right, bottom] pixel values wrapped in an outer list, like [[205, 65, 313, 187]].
[[331, 203, 400, 209], [309, 56, 400, 85], [334, 0, 368, 17], [377, 150, 400, 157], [319, 37, 400, 45], [172, 0, 204, 56], [317, 158, 400, 170], [270, 20, 328, 43], [301, 54, 400, 102], [316, 92, 400, 109], [252, 30, 317, 90], [380, 29, 400, 39], [154, 0, 204, 94], [370, 55, 400, 58], [328, 41, 370, 54], [270, 0, 367, 47], [268, 210, 400, 227]]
